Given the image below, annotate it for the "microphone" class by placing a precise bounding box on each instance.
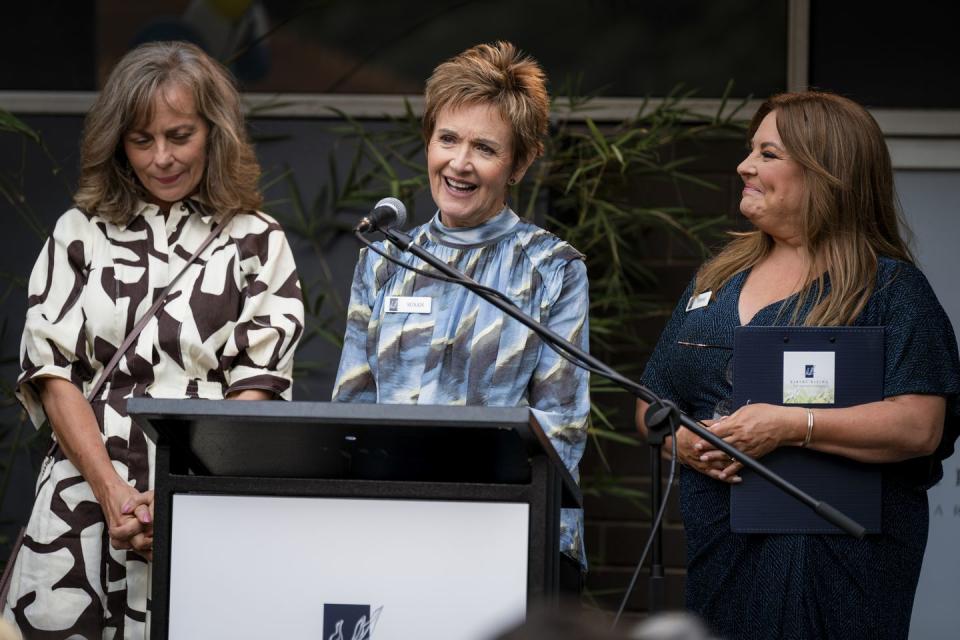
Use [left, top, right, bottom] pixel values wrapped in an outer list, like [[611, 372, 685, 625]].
[[355, 197, 407, 233]]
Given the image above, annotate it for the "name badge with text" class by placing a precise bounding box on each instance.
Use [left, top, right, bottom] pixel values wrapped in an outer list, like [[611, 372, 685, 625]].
[[385, 296, 432, 314], [685, 290, 712, 312]]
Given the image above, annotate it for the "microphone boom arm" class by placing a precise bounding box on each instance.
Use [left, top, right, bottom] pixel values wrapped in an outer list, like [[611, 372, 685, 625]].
[[378, 226, 866, 539]]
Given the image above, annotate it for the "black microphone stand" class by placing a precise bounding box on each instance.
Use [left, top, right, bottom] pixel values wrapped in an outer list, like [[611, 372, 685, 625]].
[[373, 225, 866, 607], [643, 400, 677, 614]]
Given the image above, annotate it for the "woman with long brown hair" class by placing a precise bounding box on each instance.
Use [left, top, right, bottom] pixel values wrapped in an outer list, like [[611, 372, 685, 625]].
[[3, 41, 303, 637], [636, 91, 959, 639]]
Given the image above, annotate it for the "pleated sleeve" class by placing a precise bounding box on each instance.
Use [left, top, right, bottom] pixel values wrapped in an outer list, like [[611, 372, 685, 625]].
[[17, 209, 96, 428], [221, 212, 304, 400], [528, 257, 591, 478]]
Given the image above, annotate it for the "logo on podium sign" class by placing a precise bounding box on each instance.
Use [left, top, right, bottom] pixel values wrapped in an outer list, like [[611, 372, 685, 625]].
[[323, 603, 382, 640]]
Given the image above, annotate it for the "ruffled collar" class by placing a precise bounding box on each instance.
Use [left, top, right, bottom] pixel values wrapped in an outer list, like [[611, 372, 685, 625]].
[[426, 207, 520, 248]]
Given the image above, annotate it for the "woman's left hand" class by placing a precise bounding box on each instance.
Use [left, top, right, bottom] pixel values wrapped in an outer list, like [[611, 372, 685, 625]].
[[108, 490, 155, 560], [696, 403, 804, 478]]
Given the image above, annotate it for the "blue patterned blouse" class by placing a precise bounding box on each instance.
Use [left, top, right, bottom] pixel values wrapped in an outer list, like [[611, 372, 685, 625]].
[[332, 207, 590, 564]]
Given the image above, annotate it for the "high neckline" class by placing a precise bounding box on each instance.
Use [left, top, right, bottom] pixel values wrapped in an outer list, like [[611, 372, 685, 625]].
[[130, 198, 213, 226], [427, 206, 520, 248]]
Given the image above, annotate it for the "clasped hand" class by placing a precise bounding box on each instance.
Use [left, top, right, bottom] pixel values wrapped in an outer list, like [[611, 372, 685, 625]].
[[675, 403, 798, 484], [100, 482, 154, 561]]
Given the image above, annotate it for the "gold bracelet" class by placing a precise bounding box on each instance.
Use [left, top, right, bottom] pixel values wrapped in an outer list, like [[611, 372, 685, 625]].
[[802, 408, 814, 447]]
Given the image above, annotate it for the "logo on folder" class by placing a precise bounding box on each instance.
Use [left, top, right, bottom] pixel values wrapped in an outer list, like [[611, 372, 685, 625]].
[[323, 603, 382, 640], [783, 351, 836, 404]]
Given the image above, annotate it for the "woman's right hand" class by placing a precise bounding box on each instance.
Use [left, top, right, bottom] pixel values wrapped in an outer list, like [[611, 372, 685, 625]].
[[37, 378, 155, 560], [673, 420, 743, 484], [121, 490, 155, 562], [637, 399, 740, 483]]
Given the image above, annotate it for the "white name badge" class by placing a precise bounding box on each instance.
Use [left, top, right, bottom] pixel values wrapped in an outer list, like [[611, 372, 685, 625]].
[[385, 296, 432, 314], [685, 290, 712, 312]]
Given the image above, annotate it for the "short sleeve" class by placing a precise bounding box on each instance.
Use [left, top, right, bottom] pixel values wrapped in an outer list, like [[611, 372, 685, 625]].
[[221, 213, 304, 400], [331, 247, 381, 403], [640, 277, 698, 407], [17, 209, 96, 427], [873, 261, 960, 473]]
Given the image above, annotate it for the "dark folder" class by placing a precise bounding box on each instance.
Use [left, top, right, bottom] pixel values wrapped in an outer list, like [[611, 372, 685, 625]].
[[729, 326, 883, 534]]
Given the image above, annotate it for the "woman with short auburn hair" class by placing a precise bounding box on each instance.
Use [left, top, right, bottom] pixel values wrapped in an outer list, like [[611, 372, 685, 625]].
[[333, 41, 590, 590], [421, 40, 549, 171]]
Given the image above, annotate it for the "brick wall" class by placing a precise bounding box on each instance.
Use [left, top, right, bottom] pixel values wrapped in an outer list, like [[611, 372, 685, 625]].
[[581, 135, 749, 620]]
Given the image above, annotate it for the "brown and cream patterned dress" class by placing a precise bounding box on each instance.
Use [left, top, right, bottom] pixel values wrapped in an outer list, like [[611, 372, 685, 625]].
[[3, 201, 304, 639]]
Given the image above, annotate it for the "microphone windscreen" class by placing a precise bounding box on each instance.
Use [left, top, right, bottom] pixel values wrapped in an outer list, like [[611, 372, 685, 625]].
[[374, 196, 407, 229]]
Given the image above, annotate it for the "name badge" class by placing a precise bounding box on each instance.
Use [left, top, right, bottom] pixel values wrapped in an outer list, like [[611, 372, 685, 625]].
[[685, 290, 712, 312], [385, 296, 432, 314]]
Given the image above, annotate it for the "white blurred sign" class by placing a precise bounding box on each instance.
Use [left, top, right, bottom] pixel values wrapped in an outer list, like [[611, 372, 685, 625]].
[[897, 171, 960, 639], [168, 494, 529, 639]]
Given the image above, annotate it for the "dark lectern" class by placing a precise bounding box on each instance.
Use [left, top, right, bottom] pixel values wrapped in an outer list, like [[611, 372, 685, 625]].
[[128, 399, 581, 640]]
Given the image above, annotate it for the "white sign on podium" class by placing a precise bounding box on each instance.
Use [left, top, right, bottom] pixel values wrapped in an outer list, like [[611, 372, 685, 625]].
[[168, 494, 529, 639]]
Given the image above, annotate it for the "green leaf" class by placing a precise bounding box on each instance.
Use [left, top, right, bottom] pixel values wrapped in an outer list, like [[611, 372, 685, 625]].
[[587, 428, 642, 446], [0, 109, 40, 143]]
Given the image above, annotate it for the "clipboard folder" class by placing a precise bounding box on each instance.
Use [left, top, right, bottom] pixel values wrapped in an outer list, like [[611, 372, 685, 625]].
[[729, 326, 883, 534]]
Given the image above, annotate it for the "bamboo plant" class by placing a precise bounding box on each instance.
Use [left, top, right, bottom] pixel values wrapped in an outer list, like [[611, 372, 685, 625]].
[[270, 87, 747, 508]]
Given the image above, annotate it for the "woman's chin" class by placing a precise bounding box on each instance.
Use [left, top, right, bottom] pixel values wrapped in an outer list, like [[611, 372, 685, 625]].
[[437, 196, 478, 221], [739, 207, 762, 224]]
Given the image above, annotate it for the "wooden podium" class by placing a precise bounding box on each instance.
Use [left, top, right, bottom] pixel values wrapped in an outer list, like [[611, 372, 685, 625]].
[[128, 399, 581, 640]]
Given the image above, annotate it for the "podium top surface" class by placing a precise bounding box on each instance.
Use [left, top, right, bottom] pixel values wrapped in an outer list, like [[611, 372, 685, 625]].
[[128, 398, 581, 508]]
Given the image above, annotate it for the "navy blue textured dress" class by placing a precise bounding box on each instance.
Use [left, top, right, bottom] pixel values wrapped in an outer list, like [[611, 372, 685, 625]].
[[641, 257, 960, 640]]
